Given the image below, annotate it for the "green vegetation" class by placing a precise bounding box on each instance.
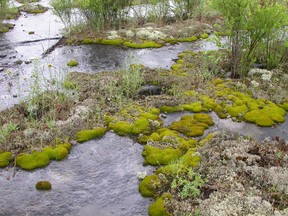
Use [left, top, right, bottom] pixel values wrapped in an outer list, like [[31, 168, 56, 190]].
[[67, 60, 78, 67], [212, 0, 288, 77], [76, 127, 107, 143], [0, 151, 13, 167]]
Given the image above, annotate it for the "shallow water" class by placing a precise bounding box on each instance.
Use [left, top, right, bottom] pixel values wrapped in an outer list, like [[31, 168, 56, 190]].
[[0, 132, 153, 216]]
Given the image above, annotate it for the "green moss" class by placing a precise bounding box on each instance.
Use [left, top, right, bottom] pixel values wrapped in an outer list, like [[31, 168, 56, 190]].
[[178, 149, 201, 167], [164, 38, 178, 44], [244, 110, 274, 127], [100, 38, 123, 46], [42, 144, 70, 161], [202, 96, 218, 110], [109, 121, 132, 136], [0, 152, 13, 167], [76, 127, 107, 143], [177, 36, 198, 42], [35, 181, 52, 190], [201, 33, 209, 39], [226, 104, 248, 117], [199, 133, 214, 145], [156, 164, 188, 178], [149, 108, 161, 115], [67, 60, 78, 67], [123, 41, 163, 49], [182, 102, 203, 113], [16, 151, 50, 170], [279, 102, 288, 111], [148, 193, 171, 216], [140, 112, 159, 120], [170, 114, 212, 137], [142, 145, 183, 166], [160, 106, 182, 113], [193, 113, 214, 126], [211, 78, 224, 85], [139, 174, 161, 197], [131, 117, 150, 135]]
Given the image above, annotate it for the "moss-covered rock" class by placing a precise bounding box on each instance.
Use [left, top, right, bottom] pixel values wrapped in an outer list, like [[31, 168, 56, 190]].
[[148, 193, 171, 216], [142, 145, 183, 166], [16, 151, 50, 170], [109, 121, 132, 136], [225, 104, 248, 118], [193, 113, 214, 126], [35, 181, 52, 190], [201, 33, 209, 39], [76, 127, 107, 143], [0, 152, 13, 168], [131, 117, 150, 135], [19, 4, 48, 14], [139, 174, 161, 197]]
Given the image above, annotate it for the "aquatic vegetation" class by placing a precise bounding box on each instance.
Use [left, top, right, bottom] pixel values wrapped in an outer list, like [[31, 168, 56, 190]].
[[0, 152, 13, 167], [67, 60, 78, 67], [76, 127, 107, 143], [35, 181, 52, 190]]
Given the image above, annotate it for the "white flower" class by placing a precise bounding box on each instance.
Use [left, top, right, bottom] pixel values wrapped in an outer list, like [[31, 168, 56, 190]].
[[251, 80, 259, 87], [261, 72, 272, 81], [136, 171, 147, 180]]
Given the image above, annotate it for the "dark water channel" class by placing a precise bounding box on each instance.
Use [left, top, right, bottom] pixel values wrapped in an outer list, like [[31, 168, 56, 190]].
[[0, 132, 153, 216]]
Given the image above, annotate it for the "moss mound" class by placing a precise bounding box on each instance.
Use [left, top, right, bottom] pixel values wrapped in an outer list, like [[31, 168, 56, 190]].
[[148, 193, 171, 216], [76, 127, 107, 143], [142, 145, 183, 166], [35, 181, 52, 190], [67, 60, 78, 67], [16, 151, 50, 170], [170, 114, 214, 137], [155, 164, 188, 178], [0, 152, 13, 168], [139, 174, 161, 197], [42, 144, 70, 161]]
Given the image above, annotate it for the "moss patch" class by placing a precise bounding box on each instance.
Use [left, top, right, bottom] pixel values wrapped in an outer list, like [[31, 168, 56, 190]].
[[35, 181, 52, 190], [67, 60, 78, 67], [0, 152, 13, 167], [139, 174, 161, 197], [16, 151, 50, 170], [170, 114, 214, 137], [148, 193, 171, 216], [142, 145, 183, 166], [76, 127, 107, 143], [123, 41, 163, 49]]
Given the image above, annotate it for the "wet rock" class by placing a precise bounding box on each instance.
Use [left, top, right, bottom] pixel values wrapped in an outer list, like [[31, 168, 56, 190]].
[[138, 85, 162, 96]]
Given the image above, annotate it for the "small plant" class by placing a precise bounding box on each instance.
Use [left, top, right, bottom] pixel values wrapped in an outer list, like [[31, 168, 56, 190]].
[[0, 123, 18, 145], [67, 60, 78, 67], [171, 168, 206, 199]]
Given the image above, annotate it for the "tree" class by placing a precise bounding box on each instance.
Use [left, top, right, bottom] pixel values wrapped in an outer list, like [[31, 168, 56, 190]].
[[212, 0, 288, 77]]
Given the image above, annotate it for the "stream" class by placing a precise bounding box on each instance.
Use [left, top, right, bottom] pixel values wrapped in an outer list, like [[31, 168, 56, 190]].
[[0, 1, 288, 215]]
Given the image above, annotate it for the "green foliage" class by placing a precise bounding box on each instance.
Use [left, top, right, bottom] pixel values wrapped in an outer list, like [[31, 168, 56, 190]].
[[212, 0, 288, 76], [35, 181, 52, 190], [16, 151, 50, 170], [171, 169, 205, 199]]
